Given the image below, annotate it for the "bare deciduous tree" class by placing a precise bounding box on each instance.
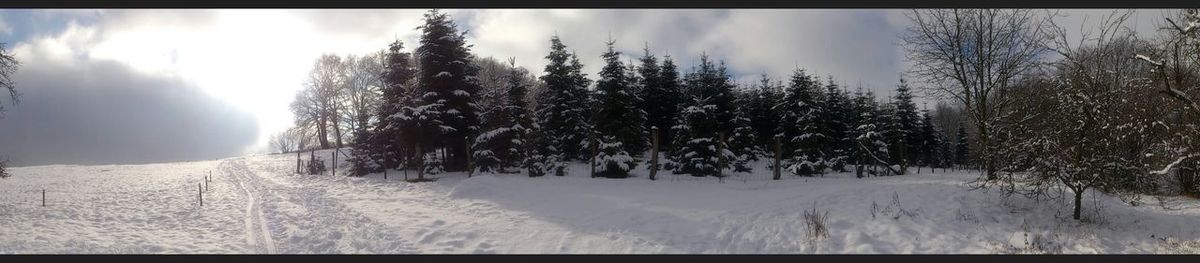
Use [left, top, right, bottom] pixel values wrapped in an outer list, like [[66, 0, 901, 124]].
[[1134, 9, 1200, 196], [998, 11, 1160, 220], [290, 54, 349, 149], [901, 9, 1053, 181], [270, 127, 312, 154], [340, 53, 385, 139], [0, 42, 17, 117]]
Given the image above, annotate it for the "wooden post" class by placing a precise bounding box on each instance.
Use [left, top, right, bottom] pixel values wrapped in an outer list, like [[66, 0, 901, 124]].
[[42, 189, 45, 207], [649, 127, 659, 181], [773, 136, 782, 180], [198, 183, 203, 207], [717, 132, 725, 183], [466, 136, 473, 178], [296, 151, 301, 174], [310, 149, 316, 175]]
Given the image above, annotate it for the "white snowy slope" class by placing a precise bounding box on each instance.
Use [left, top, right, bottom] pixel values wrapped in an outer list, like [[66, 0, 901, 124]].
[[1, 149, 1198, 254]]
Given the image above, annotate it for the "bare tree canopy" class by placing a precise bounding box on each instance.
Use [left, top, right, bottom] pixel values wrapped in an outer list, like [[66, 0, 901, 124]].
[[0, 42, 19, 118], [290, 54, 349, 149], [901, 9, 1053, 181]]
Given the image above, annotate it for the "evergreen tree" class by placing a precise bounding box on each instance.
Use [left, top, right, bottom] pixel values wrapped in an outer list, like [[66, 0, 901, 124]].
[[917, 108, 940, 169], [744, 74, 782, 154], [821, 76, 851, 172], [593, 135, 637, 178], [474, 59, 533, 173], [533, 35, 593, 163], [891, 78, 921, 170], [591, 39, 647, 178], [671, 54, 737, 177], [876, 99, 901, 175], [673, 97, 721, 177], [637, 46, 683, 154], [846, 87, 870, 167], [855, 91, 891, 177], [728, 108, 759, 173], [364, 39, 416, 174], [414, 9, 482, 172], [657, 55, 684, 154], [955, 123, 971, 168], [777, 68, 827, 176]]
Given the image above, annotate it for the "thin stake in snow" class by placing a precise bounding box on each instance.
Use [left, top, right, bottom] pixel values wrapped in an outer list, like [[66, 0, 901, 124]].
[[296, 151, 301, 174], [198, 183, 203, 207], [42, 189, 45, 207], [332, 149, 337, 177]]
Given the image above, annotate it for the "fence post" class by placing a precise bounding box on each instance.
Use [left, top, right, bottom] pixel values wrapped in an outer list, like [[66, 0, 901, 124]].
[[42, 189, 45, 207], [332, 149, 337, 177], [649, 127, 659, 181], [296, 151, 301, 174], [198, 183, 203, 207]]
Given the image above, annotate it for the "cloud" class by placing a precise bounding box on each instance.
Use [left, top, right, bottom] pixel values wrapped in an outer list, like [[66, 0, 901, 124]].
[[0, 19, 11, 36], [0, 32, 259, 166]]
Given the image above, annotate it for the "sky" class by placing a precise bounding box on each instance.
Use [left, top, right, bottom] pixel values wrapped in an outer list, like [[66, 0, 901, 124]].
[[0, 9, 1176, 166]]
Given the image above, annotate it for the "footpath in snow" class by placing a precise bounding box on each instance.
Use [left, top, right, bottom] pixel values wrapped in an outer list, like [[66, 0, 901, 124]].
[[1, 150, 1198, 253]]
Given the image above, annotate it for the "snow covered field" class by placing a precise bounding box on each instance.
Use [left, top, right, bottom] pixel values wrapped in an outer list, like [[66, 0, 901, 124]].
[[1, 149, 1198, 254]]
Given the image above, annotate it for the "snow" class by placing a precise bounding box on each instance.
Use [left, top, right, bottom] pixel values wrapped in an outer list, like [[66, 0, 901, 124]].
[[1, 151, 1198, 254]]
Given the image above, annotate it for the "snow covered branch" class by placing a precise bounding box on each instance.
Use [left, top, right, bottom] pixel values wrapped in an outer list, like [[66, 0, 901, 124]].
[[1150, 154, 1199, 175]]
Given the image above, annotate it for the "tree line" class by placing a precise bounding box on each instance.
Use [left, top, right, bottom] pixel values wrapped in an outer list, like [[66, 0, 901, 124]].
[[278, 9, 1200, 221], [276, 9, 972, 181]]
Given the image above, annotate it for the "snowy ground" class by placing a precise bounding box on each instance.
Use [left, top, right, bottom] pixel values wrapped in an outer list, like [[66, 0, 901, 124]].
[[1, 149, 1198, 254]]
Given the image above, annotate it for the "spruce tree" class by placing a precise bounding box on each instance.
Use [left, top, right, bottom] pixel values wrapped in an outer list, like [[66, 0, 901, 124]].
[[955, 123, 970, 168], [876, 98, 900, 175], [891, 78, 921, 170], [533, 35, 593, 164], [777, 68, 827, 176], [856, 91, 891, 177], [474, 59, 533, 173], [657, 55, 684, 154], [591, 39, 646, 178], [671, 54, 737, 177], [728, 108, 759, 173], [414, 9, 482, 172], [366, 39, 416, 174], [821, 76, 851, 172], [744, 74, 782, 154], [637, 46, 683, 154], [917, 108, 940, 169]]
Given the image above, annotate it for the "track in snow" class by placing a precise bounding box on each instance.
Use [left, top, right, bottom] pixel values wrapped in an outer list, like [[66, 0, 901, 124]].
[[221, 159, 278, 254]]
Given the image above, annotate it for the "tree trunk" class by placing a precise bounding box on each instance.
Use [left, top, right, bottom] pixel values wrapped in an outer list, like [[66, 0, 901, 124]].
[[773, 137, 782, 180], [650, 127, 659, 181], [1073, 188, 1084, 220], [317, 116, 331, 149], [417, 144, 425, 181]]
